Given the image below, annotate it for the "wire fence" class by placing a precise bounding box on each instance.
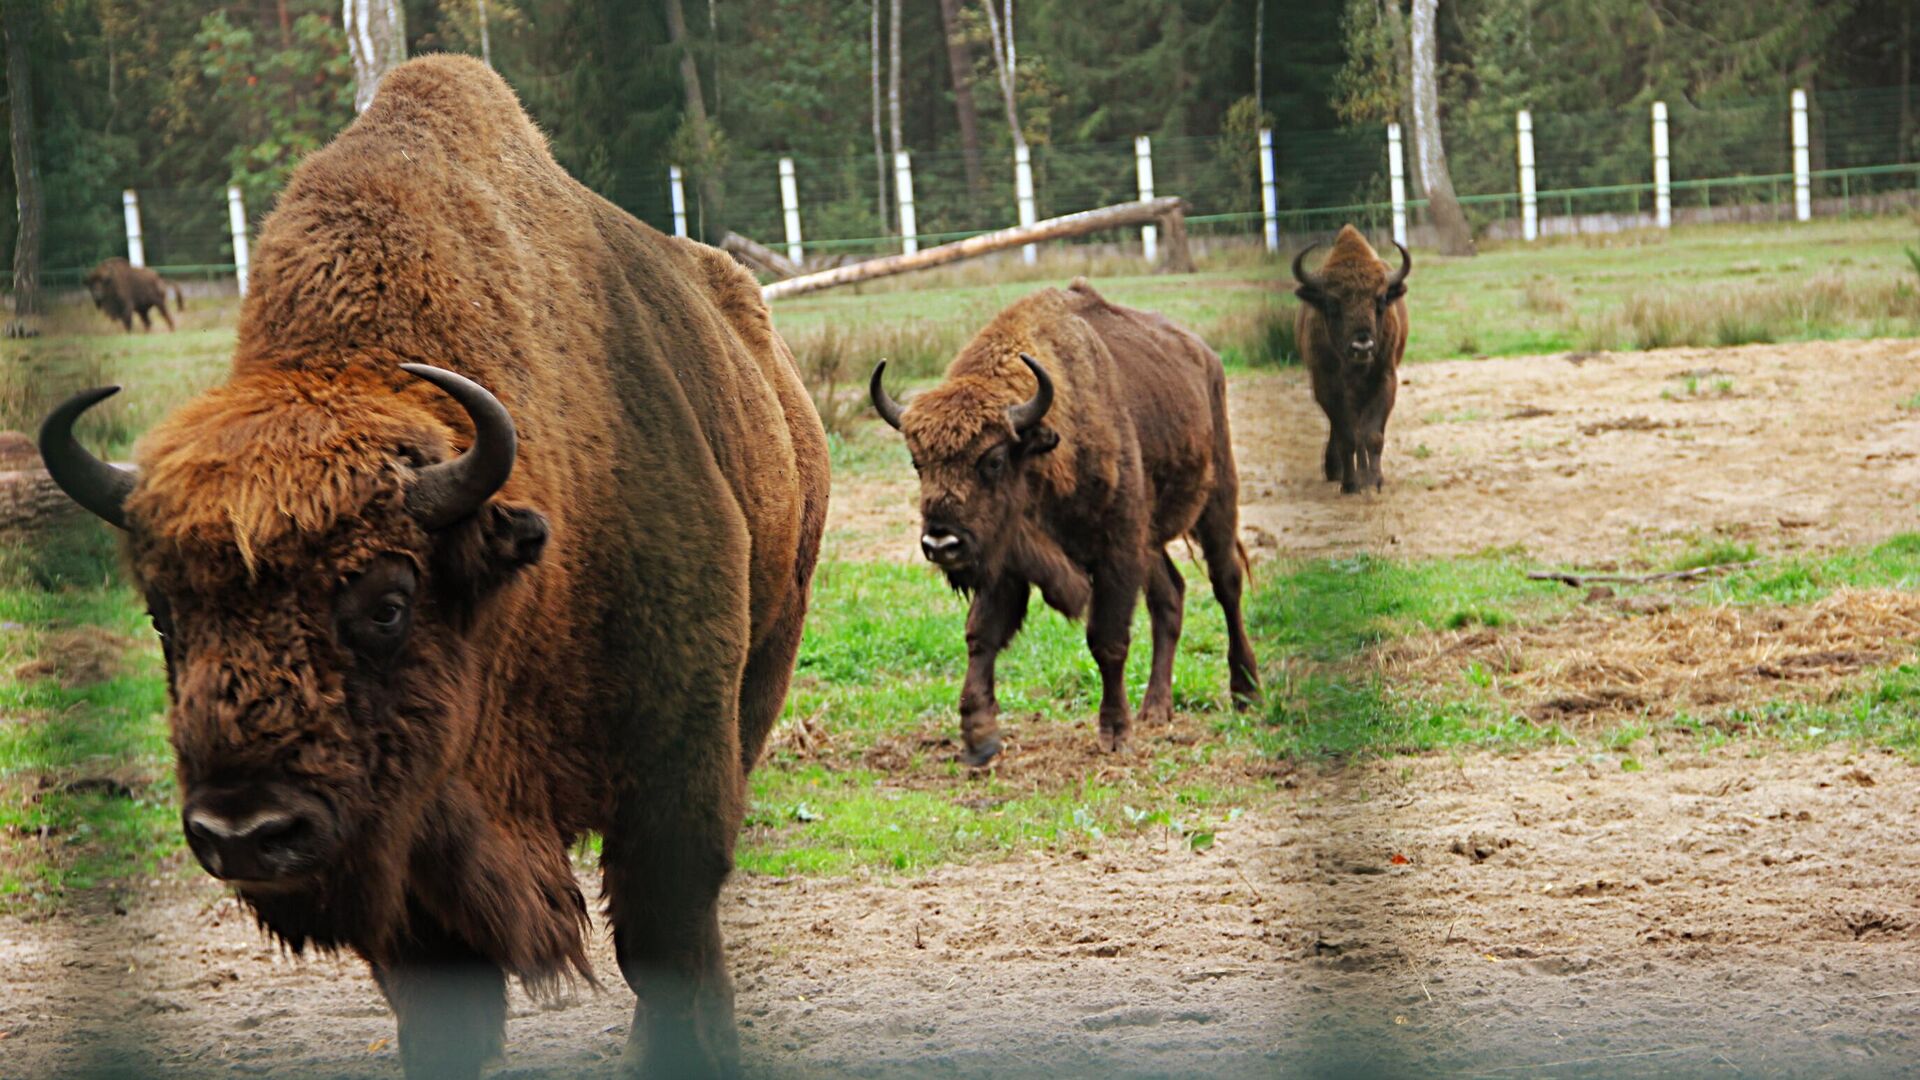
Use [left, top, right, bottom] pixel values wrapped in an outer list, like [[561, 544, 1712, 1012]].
[[7, 84, 1917, 289]]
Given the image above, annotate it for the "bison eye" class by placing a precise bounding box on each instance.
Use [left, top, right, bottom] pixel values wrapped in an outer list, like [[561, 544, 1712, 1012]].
[[977, 446, 1009, 483], [369, 600, 406, 629]]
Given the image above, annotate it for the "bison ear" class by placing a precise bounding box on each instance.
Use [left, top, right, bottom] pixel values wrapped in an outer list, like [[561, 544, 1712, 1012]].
[[1015, 423, 1059, 459], [431, 502, 549, 614], [1383, 282, 1407, 303], [1294, 284, 1328, 308]]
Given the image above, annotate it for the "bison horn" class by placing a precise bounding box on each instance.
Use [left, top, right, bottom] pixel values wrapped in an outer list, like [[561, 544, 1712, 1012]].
[[869, 361, 905, 431], [1388, 241, 1412, 288], [39, 386, 136, 530], [1007, 354, 1054, 434], [401, 364, 519, 530], [1291, 241, 1326, 290]]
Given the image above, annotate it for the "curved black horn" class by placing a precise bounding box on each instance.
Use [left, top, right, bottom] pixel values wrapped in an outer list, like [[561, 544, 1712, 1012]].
[[401, 364, 519, 530], [1291, 240, 1325, 289], [1007, 354, 1054, 433], [869, 361, 905, 431], [39, 386, 135, 530], [1388, 240, 1412, 288]]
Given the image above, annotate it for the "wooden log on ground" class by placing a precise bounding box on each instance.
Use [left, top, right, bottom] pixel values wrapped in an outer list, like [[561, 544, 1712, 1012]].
[[2, 468, 86, 533], [763, 196, 1192, 301], [720, 231, 801, 280]]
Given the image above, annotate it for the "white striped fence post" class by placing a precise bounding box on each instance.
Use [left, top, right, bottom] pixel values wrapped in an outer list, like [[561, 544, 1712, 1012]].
[[1386, 123, 1408, 247], [1792, 89, 1811, 222], [778, 157, 804, 267], [122, 189, 146, 267], [1135, 136, 1157, 263], [226, 185, 250, 297], [1015, 144, 1038, 265], [895, 151, 919, 255], [1259, 128, 1279, 253], [1652, 101, 1671, 229], [1517, 109, 1538, 242], [669, 165, 688, 238]]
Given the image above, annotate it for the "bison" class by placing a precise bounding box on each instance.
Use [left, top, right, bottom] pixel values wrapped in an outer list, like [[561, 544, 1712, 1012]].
[[1292, 224, 1411, 493], [39, 55, 828, 1079], [85, 257, 184, 332], [869, 281, 1258, 766]]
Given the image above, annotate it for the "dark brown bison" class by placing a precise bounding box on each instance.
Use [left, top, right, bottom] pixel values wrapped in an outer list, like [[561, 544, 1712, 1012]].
[[85, 257, 184, 332], [40, 55, 827, 1079], [1292, 224, 1411, 493], [869, 281, 1258, 766]]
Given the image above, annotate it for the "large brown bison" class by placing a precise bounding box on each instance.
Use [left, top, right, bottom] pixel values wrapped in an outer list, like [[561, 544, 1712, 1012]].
[[869, 281, 1258, 766], [85, 257, 184, 332], [1292, 224, 1411, 493], [39, 56, 828, 1079]]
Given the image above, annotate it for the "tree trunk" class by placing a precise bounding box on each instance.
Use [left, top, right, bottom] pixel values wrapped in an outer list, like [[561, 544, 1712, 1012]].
[[1409, 0, 1474, 255], [870, 0, 890, 234], [1253, 0, 1264, 114], [343, 0, 406, 114], [1900, 3, 1913, 162], [887, 0, 904, 244], [665, 0, 726, 241], [981, 0, 1024, 150], [4, 0, 43, 322], [937, 0, 987, 198], [476, 0, 491, 68]]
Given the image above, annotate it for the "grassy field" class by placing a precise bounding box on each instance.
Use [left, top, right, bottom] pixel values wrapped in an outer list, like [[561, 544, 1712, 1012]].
[[5, 214, 1920, 908]]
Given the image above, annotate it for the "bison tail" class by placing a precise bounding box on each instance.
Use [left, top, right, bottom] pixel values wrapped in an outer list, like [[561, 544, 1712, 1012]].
[[1237, 537, 1253, 588], [173, 284, 186, 313]]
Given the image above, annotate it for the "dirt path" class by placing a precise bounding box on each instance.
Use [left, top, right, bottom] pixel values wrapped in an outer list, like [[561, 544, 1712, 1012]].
[[8, 746, 1920, 1077], [829, 338, 1920, 564]]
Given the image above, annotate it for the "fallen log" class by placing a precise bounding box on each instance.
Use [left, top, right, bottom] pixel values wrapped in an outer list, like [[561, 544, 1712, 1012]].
[[763, 196, 1193, 301], [720, 231, 801, 280], [1526, 560, 1762, 588]]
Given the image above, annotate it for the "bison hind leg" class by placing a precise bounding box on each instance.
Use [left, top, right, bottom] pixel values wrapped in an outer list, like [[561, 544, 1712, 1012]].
[[371, 910, 508, 1080]]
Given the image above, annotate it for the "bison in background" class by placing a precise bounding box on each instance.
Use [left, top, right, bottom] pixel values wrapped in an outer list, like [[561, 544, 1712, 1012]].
[[85, 257, 184, 332], [40, 55, 828, 1079], [870, 281, 1258, 766], [1292, 224, 1411, 493]]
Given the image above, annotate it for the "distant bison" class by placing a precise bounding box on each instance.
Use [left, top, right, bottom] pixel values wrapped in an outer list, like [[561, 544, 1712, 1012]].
[[84, 257, 183, 332], [41, 56, 827, 1078], [1292, 224, 1411, 493], [870, 281, 1258, 765]]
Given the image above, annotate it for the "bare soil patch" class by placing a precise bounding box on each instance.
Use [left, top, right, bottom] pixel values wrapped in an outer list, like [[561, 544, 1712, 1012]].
[[830, 339, 1920, 564], [10, 747, 1920, 1076], [1381, 587, 1920, 725]]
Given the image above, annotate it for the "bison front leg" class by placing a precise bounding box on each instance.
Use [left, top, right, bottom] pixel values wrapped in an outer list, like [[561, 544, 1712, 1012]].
[[958, 576, 1031, 767], [1087, 559, 1145, 753], [370, 911, 507, 1080]]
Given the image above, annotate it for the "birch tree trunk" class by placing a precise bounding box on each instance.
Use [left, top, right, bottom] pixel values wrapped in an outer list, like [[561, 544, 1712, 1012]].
[[887, 0, 904, 235], [1409, 0, 1474, 255], [5, 0, 43, 321], [343, 0, 406, 114], [982, 0, 1024, 150], [937, 0, 987, 197], [870, 0, 890, 233], [665, 0, 726, 241]]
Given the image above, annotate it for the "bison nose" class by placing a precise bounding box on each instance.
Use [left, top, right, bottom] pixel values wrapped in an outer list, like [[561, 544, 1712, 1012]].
[[920, 528, 969, 566], [184, 803, 320, 884], [1350, 336, 1376, 355]]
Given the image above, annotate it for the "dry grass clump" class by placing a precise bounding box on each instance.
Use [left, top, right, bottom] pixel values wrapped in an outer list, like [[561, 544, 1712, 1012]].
[[1519, 275, 1571, 314], [12, 626, 138, 689], [1376, 588, 1920, 724], [1577, 269, 1920, 352], [788, 317, 960, 435]]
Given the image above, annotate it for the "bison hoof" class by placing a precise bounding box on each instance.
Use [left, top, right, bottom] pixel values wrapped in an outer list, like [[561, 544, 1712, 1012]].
[[959, 736, 1003, 768], [1097, 728, 1131, 754], [1136, 698, 1173, 728]]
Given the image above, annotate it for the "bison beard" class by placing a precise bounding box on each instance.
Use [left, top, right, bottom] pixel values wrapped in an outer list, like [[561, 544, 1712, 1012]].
[[84, 257, 183, 332], [38, 56, 828, 1080], [1291, 224, 1412, 493], [872, 281, 1258, 765]]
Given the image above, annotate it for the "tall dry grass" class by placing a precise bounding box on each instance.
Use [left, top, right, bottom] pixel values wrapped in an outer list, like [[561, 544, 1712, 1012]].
[[1575, 269, 1920, 353]]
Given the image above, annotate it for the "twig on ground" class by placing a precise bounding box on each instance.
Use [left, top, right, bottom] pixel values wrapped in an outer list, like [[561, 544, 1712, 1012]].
[[1527, 560, 1762, 588]]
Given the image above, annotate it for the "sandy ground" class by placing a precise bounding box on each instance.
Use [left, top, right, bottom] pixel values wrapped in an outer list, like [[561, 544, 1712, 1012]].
[[829, 338, 1920, 565], [8, 746, 1920, 1077], [11, 339, 1920, 1077]]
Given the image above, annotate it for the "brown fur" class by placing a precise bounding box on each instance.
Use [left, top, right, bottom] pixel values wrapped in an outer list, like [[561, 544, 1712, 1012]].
[[1293, 223, 1411, 492], [892, 280, 1258, 764], [119, 55, 828, 1078], [85, 257, 183, 332]]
